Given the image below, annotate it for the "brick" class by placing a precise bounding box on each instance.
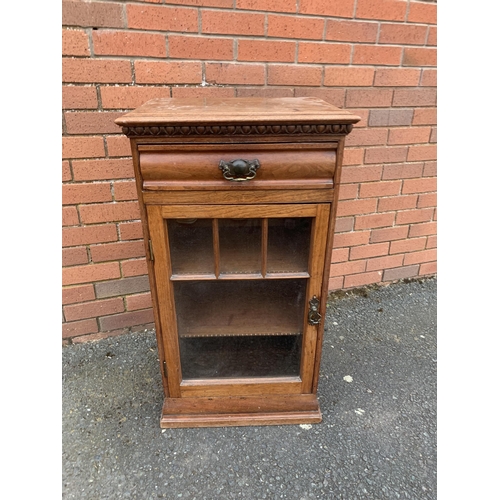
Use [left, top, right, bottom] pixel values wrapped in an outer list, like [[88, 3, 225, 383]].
[[169, 35, 233, 60], [119, 222, 144, 241], [114, 181, 138, 201], [62, 1, 125, 28], [99, 309, 154, 332], [344, 271, 383, 289], [294, 88, 345, 108], [72, 328, 129, 343], [342, 148, 364, 166], [202, 10, 265, 35], [298, 42, 351, 64], [346, 89, 393, 109], [417, 193, 437, 209], [63, 58, 132, 83], [393, 88, 436, 107], [237, 87, 295, 98], [62, 182, 112, 205], [95, 275, 150, 299], [366, 254, 404, 271], [121, 259, 148, 277], [135, 61, 201, 85], [236, 0, 296, 12], [62, 136, 105, 159], [421, 69, 437, 86], [370, 225, 408, 243], [341, 165, 382, 183], [79, 202, 140, 224], [65, 112, 123, 135], [333, 230, 371, 248], [408, 1, 437, 24], [63, 247, 89, 267], [388, 127, 431, 145], [374, 68, 421, 87], [369, 109, 414, 127], [268, 65, 322, 86], [63, 86, 98, 109], [426, 235, 437, 249], [345, 129, 387, 147], [403, 47, 437, 67], [407, 144, 437, 162], [106, 136, 131, 157], [328, 276, 344, 291], [337, 199, 377, 217], [64, 297, 124, 322], [267, 15, 324, 40], [404, 249, 437, 266], [126, 293, 153, 311], [427, 27, 437, 46], [412, 108, 437, 126], [331, 248, 349, 263], [299, 0, 355, 17], [62, 284, 96, 306], [364, 147, 408, 164], [325, 20, 378, 43], [72, 159, 134, 181], [382, 265, 419, 282], [408, 221, 436, 238], [164, 0, 232, 6], [378, 195, 417, 212], [382, 163, 423, 180], [127, 4, 198, 32], [324, 67, 374, 87], [355, 212, 395, 230], [330, 260, 366, 277], [63, 206, 79, 226], [62, 318, 98, 339], [62, 29, 90, 56], [63, 262, 121, 286], [100, 86, 171, 109], [356, 0, 407, 21], [353, 45, 402, 66], [390, 237, 427, 254], [62, 161, 72, 182], [90, 241, 146, 263], [396, 208, 434, 225], [430, 127, 437, 143], [359, 180, 401, 198], [171, 87, 235, 98], [350, 242, 389, 260], [334, 217, 354, 233], [206, 63, 265, 85], [379, 23, 427, 45], [402, 177, 437, 194], [347, 109, 370, 128], [238, 39, 295, 62], [338, 183, 358, 200], [93, 30, 166, 57], [63, 224, 118, 247], [419, 261, 437, 275]]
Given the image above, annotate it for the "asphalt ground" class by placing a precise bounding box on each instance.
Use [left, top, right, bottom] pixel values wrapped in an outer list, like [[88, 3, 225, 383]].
[[62, 277, 437, 499]]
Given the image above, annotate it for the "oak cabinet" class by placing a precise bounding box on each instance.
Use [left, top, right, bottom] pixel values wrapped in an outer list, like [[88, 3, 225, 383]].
[[115, 97, 359, 428]]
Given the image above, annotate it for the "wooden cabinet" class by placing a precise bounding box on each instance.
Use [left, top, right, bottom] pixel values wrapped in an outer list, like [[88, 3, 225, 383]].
[[115, 97, 360, 428]]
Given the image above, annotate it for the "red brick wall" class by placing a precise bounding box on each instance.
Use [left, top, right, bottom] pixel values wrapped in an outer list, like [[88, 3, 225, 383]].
[[62, 0, 437, 343]]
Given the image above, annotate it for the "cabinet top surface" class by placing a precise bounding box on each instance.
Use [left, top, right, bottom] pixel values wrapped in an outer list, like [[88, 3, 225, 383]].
[[115, 97, 360, 126]]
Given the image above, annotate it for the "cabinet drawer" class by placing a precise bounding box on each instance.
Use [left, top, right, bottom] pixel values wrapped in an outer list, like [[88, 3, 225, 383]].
[[138, 143, 337, 191]]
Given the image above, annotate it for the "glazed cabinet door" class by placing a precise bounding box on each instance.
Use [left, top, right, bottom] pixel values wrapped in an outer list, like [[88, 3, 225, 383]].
[[147, 204, 331, 398]]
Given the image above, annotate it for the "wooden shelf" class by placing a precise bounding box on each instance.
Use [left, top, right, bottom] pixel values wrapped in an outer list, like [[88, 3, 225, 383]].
[[173, 279, 306, 338]]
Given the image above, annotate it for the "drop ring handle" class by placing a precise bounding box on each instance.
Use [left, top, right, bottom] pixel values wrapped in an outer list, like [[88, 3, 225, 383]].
[[219, 159, 260, 182]]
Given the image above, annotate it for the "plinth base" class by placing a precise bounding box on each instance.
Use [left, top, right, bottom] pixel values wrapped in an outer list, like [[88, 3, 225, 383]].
[[160, 394, 322, 428]]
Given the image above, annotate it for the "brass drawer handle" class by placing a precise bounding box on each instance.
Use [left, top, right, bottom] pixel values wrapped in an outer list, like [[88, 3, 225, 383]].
[[219, 159, 260, 182]]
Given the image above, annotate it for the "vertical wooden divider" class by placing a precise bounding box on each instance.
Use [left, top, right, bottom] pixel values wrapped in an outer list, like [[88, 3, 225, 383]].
[[261, 218, 268, 278], [212, 218, 220, 279]]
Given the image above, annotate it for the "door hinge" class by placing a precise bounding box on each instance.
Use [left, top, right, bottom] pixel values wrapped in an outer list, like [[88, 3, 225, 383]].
[[148, 239, 154, 261]]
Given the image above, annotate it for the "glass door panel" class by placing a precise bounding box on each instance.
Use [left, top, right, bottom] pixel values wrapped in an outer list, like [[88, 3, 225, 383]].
[[174, 279, 306, 379], [167, 218, 214, 277]]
